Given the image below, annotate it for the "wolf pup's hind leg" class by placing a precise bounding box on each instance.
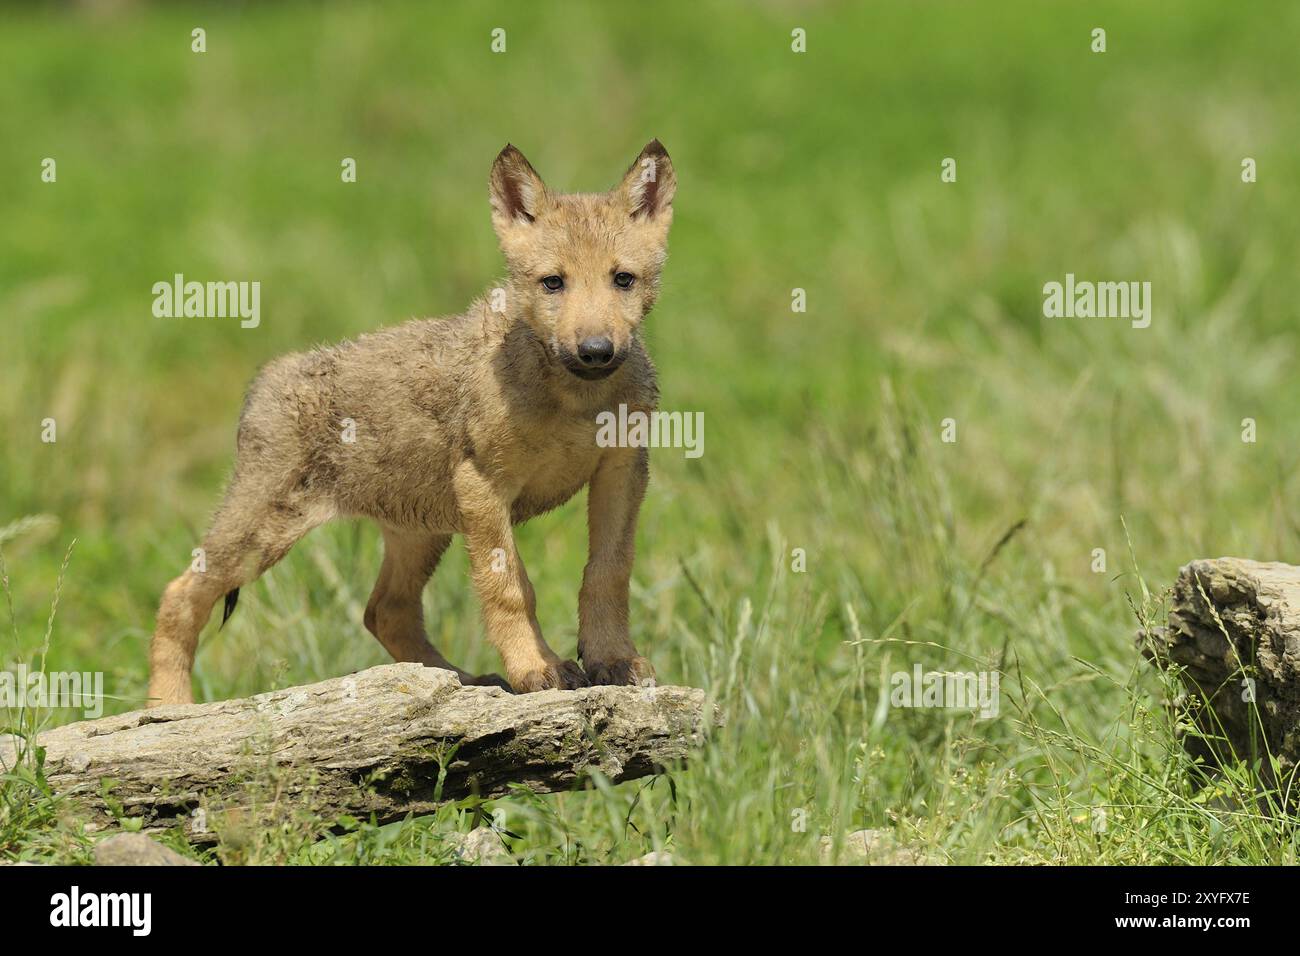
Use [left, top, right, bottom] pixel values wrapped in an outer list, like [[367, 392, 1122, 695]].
[[364, 527, 509, 689], [147, 479, 330, 707]]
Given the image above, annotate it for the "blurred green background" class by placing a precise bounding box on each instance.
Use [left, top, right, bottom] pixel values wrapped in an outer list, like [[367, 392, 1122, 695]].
[[3, 0, 1300, 863]]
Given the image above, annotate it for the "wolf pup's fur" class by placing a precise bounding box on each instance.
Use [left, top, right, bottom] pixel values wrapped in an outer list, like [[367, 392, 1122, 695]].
[[148, 141, 675, 705]]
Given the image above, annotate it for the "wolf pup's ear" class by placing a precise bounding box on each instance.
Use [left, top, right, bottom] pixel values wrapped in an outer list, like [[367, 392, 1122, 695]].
[[616, 140, 676, 221], [489, 144, 547, 236]]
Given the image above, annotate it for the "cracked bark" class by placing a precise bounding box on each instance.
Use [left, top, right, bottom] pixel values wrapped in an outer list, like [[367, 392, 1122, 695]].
[[1142, 557, 1300, 777], [1, 663, 717, 843]]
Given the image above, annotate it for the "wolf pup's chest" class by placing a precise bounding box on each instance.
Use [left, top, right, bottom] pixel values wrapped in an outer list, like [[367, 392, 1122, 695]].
[[506, 414, 604, 520]]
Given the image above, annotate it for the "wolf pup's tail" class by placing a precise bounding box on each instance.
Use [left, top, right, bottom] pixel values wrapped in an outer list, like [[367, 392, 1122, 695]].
[[220, 588, 240, 628]]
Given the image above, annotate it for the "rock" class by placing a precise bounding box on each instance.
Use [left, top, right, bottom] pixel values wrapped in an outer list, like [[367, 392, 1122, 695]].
[[820, 829, 938, 865], [94, 832, 198, 866], [447, 828, 512, 865], [1142, 558, 1300, 780], [623, 851, 675, 866]]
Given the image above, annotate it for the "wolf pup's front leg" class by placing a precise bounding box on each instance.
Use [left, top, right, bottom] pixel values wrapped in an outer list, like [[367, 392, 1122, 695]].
[[578, 446, 656, 686], [455, 462, 588, 692]]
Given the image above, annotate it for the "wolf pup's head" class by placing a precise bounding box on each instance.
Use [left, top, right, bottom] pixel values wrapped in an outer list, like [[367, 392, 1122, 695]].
[[488, 141, 676, 381]]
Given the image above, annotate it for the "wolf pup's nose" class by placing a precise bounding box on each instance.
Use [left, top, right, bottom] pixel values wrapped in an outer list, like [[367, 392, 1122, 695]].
[[577, 336, 616, 367]]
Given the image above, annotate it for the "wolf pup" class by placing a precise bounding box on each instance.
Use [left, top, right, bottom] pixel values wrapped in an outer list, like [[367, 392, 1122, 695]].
[[148, 142, 675, 705]]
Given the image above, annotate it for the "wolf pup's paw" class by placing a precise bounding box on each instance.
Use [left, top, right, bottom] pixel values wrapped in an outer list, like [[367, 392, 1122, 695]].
[[462, 672, 513, 692], [584, 656, 656, 688], [512, 659, 589, 693]]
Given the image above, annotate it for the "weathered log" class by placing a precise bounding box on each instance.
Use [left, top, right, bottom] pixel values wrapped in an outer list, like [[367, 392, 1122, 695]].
[[1142, 557, 1300, 776], [1, 664, 716, 843]]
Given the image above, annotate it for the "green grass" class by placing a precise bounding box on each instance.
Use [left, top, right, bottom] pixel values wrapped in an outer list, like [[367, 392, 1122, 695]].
[[3, 0, 1300, 864]]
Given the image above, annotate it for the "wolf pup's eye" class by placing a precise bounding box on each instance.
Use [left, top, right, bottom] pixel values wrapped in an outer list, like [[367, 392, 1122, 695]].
[[614, 272, 636, 289], [541, 275, 564, 292]]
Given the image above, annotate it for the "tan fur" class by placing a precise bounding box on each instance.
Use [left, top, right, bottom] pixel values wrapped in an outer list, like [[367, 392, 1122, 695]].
[[147, 142, 675, 705]]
